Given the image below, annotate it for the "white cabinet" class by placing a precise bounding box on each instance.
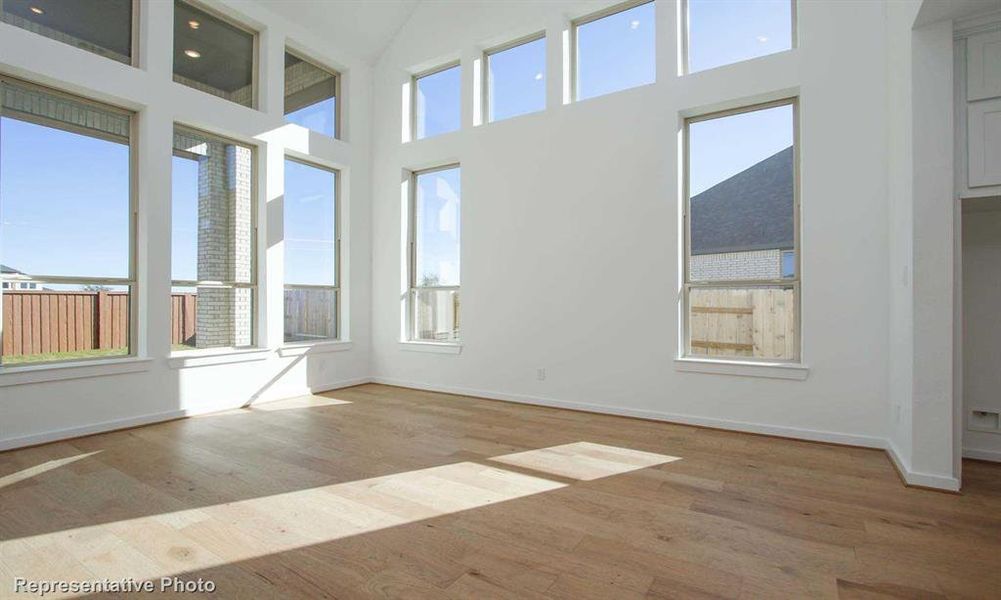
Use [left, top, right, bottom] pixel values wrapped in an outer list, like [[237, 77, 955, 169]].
[[968, 98, 1001, 187], [965, 30, 1001, 189]]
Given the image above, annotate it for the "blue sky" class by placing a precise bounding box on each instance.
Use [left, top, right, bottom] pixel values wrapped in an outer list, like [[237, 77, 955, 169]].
[[415, 167, 460, 287], [286, 97, 336, 138], [2, 0, 792, 287]]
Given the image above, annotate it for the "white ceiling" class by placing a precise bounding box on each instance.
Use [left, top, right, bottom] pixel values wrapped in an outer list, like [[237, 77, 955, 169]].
[[256, 0, 420, 64]]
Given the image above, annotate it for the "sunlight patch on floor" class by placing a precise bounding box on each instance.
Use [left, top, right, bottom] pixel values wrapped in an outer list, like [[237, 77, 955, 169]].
[[0, 451, 102, 490], [245, 394, 352, 412], [490, 441, 680, 480]]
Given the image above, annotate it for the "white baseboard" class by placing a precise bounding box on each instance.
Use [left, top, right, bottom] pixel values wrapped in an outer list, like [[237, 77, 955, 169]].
[[886, 441, 962, 491], [0, 377, 371, 453], [371, 376, 887, 449], [963, 447, 1001, 462]]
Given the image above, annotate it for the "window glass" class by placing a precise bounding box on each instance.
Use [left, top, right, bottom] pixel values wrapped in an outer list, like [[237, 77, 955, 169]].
[[284, 159, 338, 343], [171, 126, 255, 350], [576, 1, 655, 101], [415, 167, 461, 287], [414, 65, 461, 140], [174, 0, 255, 108], [285, 52, 338, 137], [487, 36, 546, 122], [0, 79, 133, 365], [685, 102, 797, 361], [0, 0, 133, 64], [687, 0, 793, 73]]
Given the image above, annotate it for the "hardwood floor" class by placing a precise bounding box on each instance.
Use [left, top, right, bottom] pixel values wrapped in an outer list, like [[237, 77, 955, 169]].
[[1, 383, 1000, 599]]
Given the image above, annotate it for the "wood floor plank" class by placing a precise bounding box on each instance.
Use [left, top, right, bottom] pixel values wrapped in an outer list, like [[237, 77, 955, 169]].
[[1, 383, 999, 599]]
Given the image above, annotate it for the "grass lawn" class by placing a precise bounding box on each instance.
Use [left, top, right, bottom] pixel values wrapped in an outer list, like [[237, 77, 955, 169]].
[[2, 347, 128, 365]]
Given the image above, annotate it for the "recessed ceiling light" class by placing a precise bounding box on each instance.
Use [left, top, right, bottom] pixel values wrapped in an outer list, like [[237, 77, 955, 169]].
[[630, 19, 640, 30], [29, 6, 44, 14], [188, 19, 200, 29], [184, 49, 201, 59]]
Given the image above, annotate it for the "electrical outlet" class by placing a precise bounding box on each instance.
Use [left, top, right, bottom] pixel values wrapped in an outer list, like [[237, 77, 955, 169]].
[[536, 368, 546, 381], [970, 409, 1000, 433]]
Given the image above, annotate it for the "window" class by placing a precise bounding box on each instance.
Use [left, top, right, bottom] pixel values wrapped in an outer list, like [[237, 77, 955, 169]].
[[171, 126, 256, 351], [284, 158, 339, 343], [485, 34, 546, 123], [0, 77, 134, 365], [173, 0, 256, 108], [412, 63, 461, 140], [285, 50, 339, 138], [574, 0, 655, 102], [408, 166, 461, 343], [685, 0, 793, 73], [684, 100, 798, 361], [0, 0, 135, 65]]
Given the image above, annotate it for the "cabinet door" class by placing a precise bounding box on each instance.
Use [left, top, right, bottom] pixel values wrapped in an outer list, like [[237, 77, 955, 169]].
[[968, 30, 1001, 102], [969, 98, 1001, 187]]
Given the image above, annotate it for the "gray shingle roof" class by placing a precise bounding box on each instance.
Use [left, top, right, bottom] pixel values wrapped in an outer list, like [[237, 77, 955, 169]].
[[690, 146, 794, 255]]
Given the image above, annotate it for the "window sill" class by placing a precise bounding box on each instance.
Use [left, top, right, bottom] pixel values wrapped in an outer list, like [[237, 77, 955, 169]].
[[168, 347, 272, 369], [0, 357, 153, 387], [399, 341, 462, 355], [673, 357, 809, 380], [278, 340, 353, 357]]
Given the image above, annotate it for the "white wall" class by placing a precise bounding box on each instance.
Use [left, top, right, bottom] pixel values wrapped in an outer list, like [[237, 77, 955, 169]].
[[370, 0, 891, 448], [962, 203, 1001, 461], [0, 0, 373, 449]]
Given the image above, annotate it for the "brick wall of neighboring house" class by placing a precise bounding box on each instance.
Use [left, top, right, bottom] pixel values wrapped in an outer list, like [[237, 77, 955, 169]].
[[690, 249, 783, 281], [1, 83, 130, 140], [175, 131, 253, 348], [284, 60, 333, 99]]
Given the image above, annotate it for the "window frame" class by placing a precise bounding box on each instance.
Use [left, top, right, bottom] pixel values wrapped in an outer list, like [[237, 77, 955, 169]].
[[681, 97, 801, 364], [482, 31, 547, 124], [172, 0, 260, 110], [283, 47, 341, 139], [407, 163, 461, 344], [680, 0, 798, 76], [170, 124, 260, 354], [410, 60, 461, 142], [0, 75, 138, 367], [282, 155, 341, 344], [570, 0, 655, 103]]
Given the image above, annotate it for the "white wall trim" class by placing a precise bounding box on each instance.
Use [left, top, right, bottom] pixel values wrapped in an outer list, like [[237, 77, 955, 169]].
[[963, 447, 1001, 462], [278, 340, 354, 357], [674, 357, 809, 380], [886, 440, 962, 491], [0, 376, 371, 453], [167, 348, 272, 369], [0, 357, 154, 387], [371, 376, 884, 448]]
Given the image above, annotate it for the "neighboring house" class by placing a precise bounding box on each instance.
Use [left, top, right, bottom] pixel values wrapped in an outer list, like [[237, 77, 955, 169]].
[[0, 264, 39, 290], [690, 146, 795, 281]]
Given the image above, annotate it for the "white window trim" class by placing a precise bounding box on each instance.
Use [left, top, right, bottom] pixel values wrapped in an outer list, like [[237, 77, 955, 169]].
[[674, 357, 808, 380], [278, 340, 353, 357], [0, 357, 153, 387], [167, 347, 271, 368], [399, 341, 462, 355], [681, 97, 802, 367]]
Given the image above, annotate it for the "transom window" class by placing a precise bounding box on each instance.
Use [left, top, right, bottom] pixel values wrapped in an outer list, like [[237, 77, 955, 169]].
[[408, 165, 461, 343], [412, 63, 461, 140], [685, 0, 794, 73], [173, 0, 257, 108], [484, 33, 546, 123], [0, 0, 136, 65], [684, 99, 799, 362], [574, 0, 655, 102], [0, 77, 135, 365], [284, 158, 339, 343], [285, 50, 339, 138]]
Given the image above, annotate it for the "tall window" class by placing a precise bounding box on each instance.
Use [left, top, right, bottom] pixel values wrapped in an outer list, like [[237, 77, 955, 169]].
[[284, 158, 339, 343], [171, 126, 256, 351], [485, 34, 546, 123], [684, 100, 798, 361], [0, 78, 134, 365], [574, 0, 655, 102], [173, 0, 256, 108], [284, 50, 339, 138], [412, 63, 461, 140], [685, 0, 794, 73], [408, 166, 460, 343], [0, 0, 135, 65]]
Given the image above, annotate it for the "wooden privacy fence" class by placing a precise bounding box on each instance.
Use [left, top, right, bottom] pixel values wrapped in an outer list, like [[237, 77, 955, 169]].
[[2, 290, 129, 357], [689, 288, 796, 359]]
